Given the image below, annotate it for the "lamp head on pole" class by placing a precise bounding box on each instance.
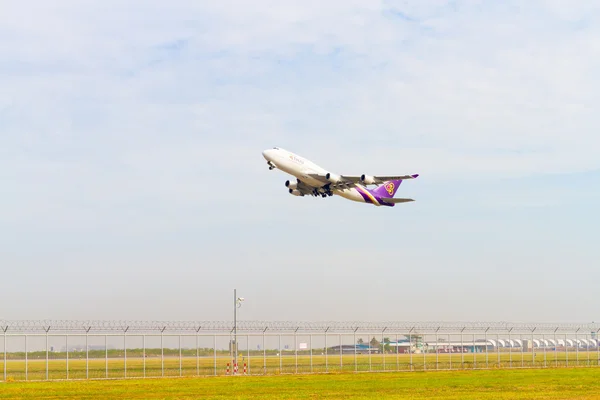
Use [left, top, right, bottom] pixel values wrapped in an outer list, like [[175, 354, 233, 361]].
[[236, 297, 245, 308]]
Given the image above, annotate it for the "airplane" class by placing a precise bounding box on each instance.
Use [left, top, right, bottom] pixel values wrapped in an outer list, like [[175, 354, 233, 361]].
[[262, 147, 419, 207]]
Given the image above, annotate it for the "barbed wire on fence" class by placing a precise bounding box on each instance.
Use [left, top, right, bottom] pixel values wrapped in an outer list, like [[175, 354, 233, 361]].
[[1, 320, 598, 334]]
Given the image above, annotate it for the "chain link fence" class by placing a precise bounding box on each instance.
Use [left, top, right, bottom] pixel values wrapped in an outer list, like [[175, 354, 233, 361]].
[[2, 320, 599, 381]]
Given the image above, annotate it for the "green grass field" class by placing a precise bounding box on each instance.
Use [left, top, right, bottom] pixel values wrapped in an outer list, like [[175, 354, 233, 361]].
[[1, 351, 598, 381], [2, 367, 600, 399]]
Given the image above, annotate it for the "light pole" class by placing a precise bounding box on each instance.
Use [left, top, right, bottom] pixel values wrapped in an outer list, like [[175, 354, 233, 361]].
[[233, 289, 244, 373]]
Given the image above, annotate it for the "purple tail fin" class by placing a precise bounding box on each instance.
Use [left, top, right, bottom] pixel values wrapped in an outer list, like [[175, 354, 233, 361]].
[[371, 180, 402, 198]]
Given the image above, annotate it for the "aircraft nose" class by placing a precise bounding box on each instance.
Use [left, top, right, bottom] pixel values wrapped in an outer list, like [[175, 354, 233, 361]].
[[262, 149, 271, 159]]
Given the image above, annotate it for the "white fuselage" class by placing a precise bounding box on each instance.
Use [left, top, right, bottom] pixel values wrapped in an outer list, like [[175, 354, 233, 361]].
[[262, 147, 369, 203]]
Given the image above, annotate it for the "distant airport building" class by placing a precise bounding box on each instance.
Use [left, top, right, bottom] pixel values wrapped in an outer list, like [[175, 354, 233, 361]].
[[387, 339, 493, 353], [329, 336, 600, 355], [387, 338, 600, 353], [327, 344, 380, 354]]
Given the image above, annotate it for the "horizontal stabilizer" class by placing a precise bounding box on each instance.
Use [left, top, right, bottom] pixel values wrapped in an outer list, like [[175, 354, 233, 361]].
[[380, 198, 415, 204]]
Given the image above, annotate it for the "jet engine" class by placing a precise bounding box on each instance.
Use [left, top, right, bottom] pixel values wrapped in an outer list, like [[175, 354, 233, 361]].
[[289, 189, 303, 196], [360, 174, 376, 185], [285, 180, 298, 190], [325, 172, 342, 183]]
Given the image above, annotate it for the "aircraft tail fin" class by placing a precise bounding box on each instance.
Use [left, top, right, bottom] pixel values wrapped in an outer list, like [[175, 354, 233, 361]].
[[371, 180, 402, 198]]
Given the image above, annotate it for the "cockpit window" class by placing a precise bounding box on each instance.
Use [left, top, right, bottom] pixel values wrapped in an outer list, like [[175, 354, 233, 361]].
[[273, 147, 279, 150]]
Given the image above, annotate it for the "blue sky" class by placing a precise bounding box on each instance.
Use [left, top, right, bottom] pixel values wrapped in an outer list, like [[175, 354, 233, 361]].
[[1, 0, 600, 323]]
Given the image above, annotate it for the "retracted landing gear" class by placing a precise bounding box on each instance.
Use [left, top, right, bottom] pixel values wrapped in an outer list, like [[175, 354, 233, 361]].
[[312, 187, 334, 198]]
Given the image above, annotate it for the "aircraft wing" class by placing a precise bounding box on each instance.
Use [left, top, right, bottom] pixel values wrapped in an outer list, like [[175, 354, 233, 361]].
[[307, 173, 419, 185], [294, 179, 321, 195], [341, 174, 419, 183], [306, 173, 359, 189]]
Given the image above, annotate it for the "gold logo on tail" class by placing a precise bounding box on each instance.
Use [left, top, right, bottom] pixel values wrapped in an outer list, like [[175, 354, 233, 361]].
[[385, 182, 395, 195]]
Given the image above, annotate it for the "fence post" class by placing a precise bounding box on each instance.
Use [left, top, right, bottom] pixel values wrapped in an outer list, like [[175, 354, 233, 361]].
[[543, 333, 546, 368], [143, 334, 146, 378], [105, 335, 108, 379], [179, 335, 182, 377], [124, 327, 129, 378], [353, 328, 358, 373], [339, 333, 343, 372], [485, 327, 489, 369], [531, 328, 536, 368], [45, 326, 50, 381], [214, 334, 217, 376], [587, 333, 590, 367], [554, 328, 558, 367], [247, 334, 250, 375], [576, 328, 580, 366], [309, 333, 313, 373], [66, 334, 69, 379], [409, 328, 413, 371], [449, 333, 452, 370], [263, 328, 267, 375], [325, 327, 329, 373], [423, 331, 426, 371], [368, 331, 372, 372], [472, 333, 476, 369], [3, 326, 7, 382], [196, 328, 200, 376], [395, 333, 399, 372], [508, 328, 512, 368], [435, 327, 439, 370], [295, 328, 299, 374], [161, 327, 165, 377], [85, 327, 90, 380], [461, 327, 465, 369], [496, 333, 499, 369], [24, 335, 27, 381], [565, 333, 568, 367], [597, 329, 600, 366], [520, 333, 524, 368], [382, 328, 386, 372]]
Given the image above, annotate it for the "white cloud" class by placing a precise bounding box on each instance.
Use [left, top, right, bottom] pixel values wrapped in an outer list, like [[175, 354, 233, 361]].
[[3, 1, 599, 160], [3, 0, 600, 222]]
